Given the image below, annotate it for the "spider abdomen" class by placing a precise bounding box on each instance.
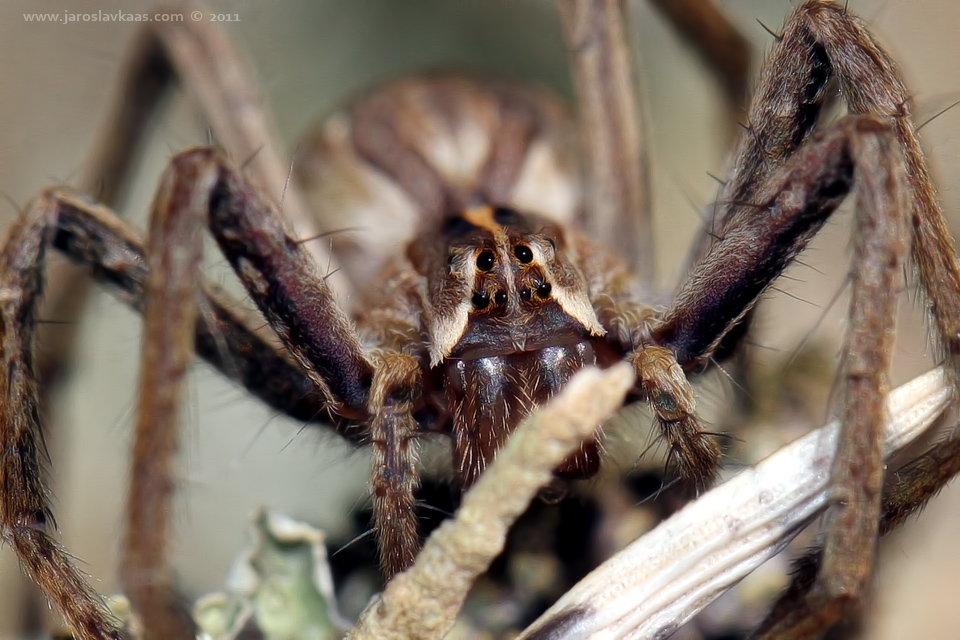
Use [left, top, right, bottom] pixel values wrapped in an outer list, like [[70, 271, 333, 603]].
[[296, 75, 582, 289]]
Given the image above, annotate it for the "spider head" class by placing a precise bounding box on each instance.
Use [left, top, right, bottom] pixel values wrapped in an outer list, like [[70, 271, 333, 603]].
[[411, 205, 604, 366]]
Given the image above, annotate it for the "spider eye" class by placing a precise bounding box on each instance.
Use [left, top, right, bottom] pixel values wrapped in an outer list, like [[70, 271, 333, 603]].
[[494, 290, 508, 306], [514, 245, 533, 264], [536, 282, 552, 298], [471, 290, 490, 309], [476, 250, 495, 271]]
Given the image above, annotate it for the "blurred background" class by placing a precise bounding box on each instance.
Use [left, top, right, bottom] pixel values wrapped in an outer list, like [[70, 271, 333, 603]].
[[0, 0, 959, 637]]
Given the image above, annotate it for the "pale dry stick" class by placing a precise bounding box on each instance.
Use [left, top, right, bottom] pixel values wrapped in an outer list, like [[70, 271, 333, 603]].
[[347, 363, 635, 640], [519, 367, 952, 639]]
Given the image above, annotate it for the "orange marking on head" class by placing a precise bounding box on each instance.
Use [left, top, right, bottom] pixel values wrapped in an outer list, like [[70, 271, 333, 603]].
[[463, 206, 503, 234]]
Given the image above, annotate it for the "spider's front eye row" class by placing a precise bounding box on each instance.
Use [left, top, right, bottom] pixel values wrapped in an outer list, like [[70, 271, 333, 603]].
[[471, 289, 510, 310]]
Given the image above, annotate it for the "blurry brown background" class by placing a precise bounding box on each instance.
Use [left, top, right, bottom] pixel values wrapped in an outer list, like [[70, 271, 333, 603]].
[[1, 0, 959, 637]]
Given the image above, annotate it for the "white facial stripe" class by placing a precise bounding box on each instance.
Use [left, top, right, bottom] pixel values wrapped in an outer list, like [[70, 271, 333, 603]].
[[428, 252, 476, 366], [429, 299, 473, 366], [553, 286, 605, 336], [529, 241, 549, 265], [531, 239, 605, 336]]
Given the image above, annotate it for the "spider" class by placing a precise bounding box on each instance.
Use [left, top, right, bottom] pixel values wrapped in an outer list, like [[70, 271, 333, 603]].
[[3, 1, 960, 639]]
